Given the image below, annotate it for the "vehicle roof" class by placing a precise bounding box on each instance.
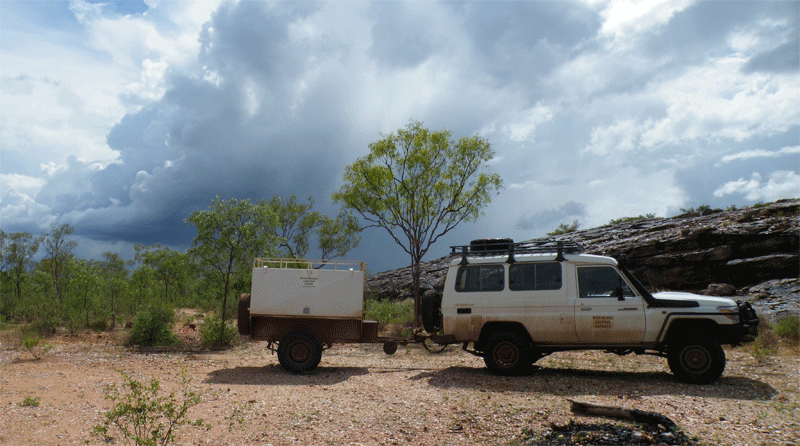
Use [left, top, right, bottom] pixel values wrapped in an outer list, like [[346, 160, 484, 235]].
[[448, 252, 618, 266]]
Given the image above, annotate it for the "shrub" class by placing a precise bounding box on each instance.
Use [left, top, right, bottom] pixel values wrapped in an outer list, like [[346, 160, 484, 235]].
[[128, 305, 178, 347], [773, 316, 799, 346], [22, 317, 60, 337], [22, 335, 53, 360], [365, 298, 414, 327], [748, 328, 779, 363], [21, 396, 41, 407], [548, 220, 579, 236], [93, 370, 206, 446], [88, 317, 109, 332], [199, 316, 237, 348]]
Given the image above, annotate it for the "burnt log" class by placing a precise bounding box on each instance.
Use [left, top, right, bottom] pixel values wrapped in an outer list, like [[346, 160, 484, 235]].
[[567, 399, 676, 431]]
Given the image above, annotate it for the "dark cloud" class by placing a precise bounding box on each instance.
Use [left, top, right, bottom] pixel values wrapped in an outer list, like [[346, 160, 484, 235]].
[[743, 40, 800, 74], [368, 2, 438, 68], [453, 1, 600, 90], [60, 1, 361, 246], [645, 1, 798, 65]]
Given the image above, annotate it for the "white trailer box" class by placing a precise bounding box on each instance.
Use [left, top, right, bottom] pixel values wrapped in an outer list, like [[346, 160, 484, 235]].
[[249, 259, 365, 319]]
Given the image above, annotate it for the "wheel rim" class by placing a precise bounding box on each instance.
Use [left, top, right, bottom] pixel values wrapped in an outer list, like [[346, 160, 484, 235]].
[[681, 345, 711, 374], [494, 341, 520, 367], [289, 342, 311, 364]]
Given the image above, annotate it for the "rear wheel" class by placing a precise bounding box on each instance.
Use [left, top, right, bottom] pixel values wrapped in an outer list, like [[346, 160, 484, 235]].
[[277, 331, 322, 374], [483, 331, 530, 376], [667, 336, 726, 384]]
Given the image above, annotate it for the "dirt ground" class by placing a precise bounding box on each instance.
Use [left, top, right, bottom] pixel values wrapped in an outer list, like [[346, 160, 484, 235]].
[[1, 330, 798, 446]]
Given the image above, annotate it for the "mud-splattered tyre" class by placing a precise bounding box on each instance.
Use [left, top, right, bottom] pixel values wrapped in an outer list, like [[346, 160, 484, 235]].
[[237, 294, 251, 336], [667, 336, 726, 384], [277, 331, 322, 374], [483, 331, 530, 376]]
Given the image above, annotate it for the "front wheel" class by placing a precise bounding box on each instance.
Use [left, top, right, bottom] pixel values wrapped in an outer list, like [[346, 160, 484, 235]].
[[277, 331, 322, 374], [667, 336, 726, 384], [483, 332, 530, 376]]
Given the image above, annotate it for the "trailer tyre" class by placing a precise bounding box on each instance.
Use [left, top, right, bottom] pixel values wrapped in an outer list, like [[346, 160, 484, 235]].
[[237, 294, 251, 336], [278, 331, 322, 374]]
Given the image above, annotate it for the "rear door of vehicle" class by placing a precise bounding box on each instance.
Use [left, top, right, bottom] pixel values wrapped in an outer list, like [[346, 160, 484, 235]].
[[509, 262, 578, 344]]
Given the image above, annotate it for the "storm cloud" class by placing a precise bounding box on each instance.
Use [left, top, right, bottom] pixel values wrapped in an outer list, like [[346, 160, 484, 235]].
[[1, 0, 797, 272]]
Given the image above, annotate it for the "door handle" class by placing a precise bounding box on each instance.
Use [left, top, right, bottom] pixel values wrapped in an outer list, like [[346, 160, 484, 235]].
[[618, 307, 638, 311], [581, 307, 592, 311]]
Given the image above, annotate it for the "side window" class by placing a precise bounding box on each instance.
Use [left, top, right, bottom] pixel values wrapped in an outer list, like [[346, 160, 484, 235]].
[[509, 263, 562, 291], [578, 266, 635, 298], [455, 265, 504, 292]]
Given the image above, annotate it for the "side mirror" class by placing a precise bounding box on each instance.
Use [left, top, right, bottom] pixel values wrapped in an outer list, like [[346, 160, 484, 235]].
[[613, 287, 625, 301]]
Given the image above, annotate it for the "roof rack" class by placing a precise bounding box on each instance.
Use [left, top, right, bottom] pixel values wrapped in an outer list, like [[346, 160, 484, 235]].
[[450, 239, 585, 265]]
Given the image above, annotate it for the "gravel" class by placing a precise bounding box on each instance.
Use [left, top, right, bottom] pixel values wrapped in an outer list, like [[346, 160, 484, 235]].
[[1, 331, 798, 446]]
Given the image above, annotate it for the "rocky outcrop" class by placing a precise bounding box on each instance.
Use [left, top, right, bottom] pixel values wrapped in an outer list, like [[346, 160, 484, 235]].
[[366, 199, 799, 318]]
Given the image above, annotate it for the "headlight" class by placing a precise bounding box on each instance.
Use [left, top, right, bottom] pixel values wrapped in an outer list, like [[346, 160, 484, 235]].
[[717, 305, 740, 321]]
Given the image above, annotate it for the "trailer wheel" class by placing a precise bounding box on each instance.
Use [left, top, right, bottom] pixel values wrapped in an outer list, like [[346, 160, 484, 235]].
[[237, 294, 251, 336], [277, 331, 322, 374], [483, 331, 530, 376]]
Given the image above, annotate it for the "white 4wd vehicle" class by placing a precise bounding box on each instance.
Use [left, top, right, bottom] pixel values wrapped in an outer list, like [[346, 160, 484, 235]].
[[421, 239, 760, 383]]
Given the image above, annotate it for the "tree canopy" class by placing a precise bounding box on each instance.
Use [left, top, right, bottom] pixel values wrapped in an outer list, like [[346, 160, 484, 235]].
[[333, 120, 502, 326]]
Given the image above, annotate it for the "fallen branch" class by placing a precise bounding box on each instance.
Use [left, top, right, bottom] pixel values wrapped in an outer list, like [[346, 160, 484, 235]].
[[567, 399, 676, 431]]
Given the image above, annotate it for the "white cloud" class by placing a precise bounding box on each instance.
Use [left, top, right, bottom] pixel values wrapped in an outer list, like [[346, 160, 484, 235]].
[[581, 54, 799, 161], [719, 145, 800, 164], [714, 171, 800, 201], [584, 119, 640, 156], [502, 104, 556, 142], [594, 0, 695, 50]]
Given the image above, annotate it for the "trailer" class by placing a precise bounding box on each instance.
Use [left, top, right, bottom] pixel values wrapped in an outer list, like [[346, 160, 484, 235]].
[[238, 258, 414, 373]]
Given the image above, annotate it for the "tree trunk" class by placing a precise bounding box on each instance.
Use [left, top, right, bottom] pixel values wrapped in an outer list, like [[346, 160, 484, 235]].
[[411, 259, 421, 328]]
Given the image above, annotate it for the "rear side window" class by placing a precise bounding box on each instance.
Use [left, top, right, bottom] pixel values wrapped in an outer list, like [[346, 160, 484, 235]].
[[455, 265, 504, 292], [509, 262, 562, 291]]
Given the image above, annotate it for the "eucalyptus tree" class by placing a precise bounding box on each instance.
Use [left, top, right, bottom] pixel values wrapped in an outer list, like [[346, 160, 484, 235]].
[[42, 223, 77, 304], [135, 244, 194, 305], [99, 252, 129, 328], [333, 120, 503, 327], [186, 197, 278, 336], [0, 231, 42, 315], [269, 195, 360, 262]]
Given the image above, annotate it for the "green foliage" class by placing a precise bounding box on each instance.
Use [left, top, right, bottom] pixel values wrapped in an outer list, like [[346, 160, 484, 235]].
[[134, 245, 195, 305], [186, 196, 278, 327], [365, 297, 415, 327], [21, 314, 60, 337], [333, 120, 503, 325], [22, 335, 53, 360], [93, 370, 206, 446], [1, 231, 42, 311], [199, 315, 238, 348], [128, 305, 178, 347], [679, 204, 722, 216], [21, 396, 41, 407], [773, 316, 799, 345], [608, 214, 657, 225], [748, 329, 779, 363], [548, 220, 580, 235]]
